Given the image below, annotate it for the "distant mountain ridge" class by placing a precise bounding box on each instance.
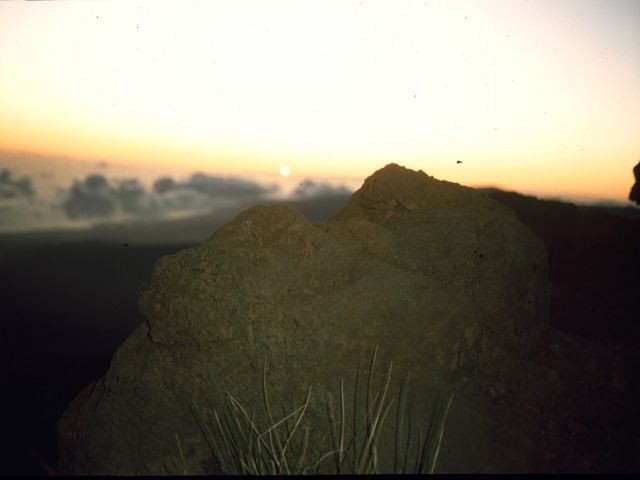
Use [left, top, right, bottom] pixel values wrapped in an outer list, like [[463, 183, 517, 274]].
[[476, 187, 640, 219], [479, 187, 638, 344]]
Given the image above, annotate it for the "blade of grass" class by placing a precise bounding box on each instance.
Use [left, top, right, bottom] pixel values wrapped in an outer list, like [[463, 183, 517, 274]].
[[365, 346, 378, 441], [304, 447, 342, 475], [419, 393, 442, 472], [226, 381, 312, 474], [295, 426, 310, 474], [338, 379, 345, 472], [190, 400, 230, 474], [174, 434, 188, 475], [222, 407, 250, 471], [394, 374, 409, 473], [356, 359, 393, 472], [402, 403, 413, 474], [279, 386, 313, 468], [426, 392, 455, 474], [362, 390, 396, 473], [261, 359, 284, 472], [227, 393, 279, 469], [326, 392, 339, 472], [213, 408, 242, 473], [416, 391, 455, 474], [351, 363, 360, 473], [325, 379, 346, 474]]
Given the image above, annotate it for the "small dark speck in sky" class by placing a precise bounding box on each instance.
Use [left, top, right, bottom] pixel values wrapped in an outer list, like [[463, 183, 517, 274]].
[[457, 160, 463, 164]]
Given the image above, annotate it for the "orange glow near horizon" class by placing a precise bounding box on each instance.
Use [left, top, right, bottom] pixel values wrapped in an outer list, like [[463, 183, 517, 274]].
[[1, 0, 639, 202]]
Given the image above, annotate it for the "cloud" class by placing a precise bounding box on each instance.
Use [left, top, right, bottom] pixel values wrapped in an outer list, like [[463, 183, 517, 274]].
[[154, 173, 274, 198], [0, 170, 66, 232], [63, 175, 160, 218], [113, 179, 158, 215], [1, 164, 348, 233], [152, 177, 177, 194], [0, 169, 36, 198], [155, 187, 212, 211], [187, 173, 272, 198], [152, 173, 276, 211], [291, 180, 351, 200], [61, 172, 275, 220], [63, 174, 117, 219]]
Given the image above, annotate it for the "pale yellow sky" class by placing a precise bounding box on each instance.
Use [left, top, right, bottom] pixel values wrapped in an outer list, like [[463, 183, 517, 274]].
[[1, 0, 639, 201]]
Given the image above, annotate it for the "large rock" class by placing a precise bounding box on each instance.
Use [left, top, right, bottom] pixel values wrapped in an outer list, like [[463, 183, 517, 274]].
[[58, 164, 552, 474]]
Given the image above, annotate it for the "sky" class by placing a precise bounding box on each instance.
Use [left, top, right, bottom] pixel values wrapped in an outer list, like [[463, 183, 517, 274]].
[[0, 0, 639, 231]]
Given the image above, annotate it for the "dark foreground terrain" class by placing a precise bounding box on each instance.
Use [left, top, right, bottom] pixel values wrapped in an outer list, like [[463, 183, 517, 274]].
[[0, 191, 638, 474], [483, 190, 640, 472]]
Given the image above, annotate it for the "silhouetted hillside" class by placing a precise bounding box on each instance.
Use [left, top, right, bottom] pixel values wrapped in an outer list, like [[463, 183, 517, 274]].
[[482, 188, 639, 345]]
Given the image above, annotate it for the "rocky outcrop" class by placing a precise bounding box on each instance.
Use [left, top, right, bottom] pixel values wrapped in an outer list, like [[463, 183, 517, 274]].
[[58, 164, 552, 474], [629, 161, 640, 205]]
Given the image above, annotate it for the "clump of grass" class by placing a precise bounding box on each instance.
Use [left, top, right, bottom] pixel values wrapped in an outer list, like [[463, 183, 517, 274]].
[[183, 347, 455, 475]]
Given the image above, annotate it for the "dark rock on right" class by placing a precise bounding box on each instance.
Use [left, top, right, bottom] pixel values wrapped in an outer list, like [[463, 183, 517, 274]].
[[483, 189, 638, 344], [629, 161, 640, 205], [483, 187, 640, 473]]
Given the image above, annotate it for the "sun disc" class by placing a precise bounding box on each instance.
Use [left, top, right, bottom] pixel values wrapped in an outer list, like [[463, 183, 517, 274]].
[[279, 165, 291, 177]]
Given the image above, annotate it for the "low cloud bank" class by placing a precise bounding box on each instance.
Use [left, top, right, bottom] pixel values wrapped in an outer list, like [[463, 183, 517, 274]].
[[62, 173, 278, 219], [0, 169, 35, 199], [60, 173, 353, 221], [63, 174, 119, 218], [292, 180, 351, 199], [63, 175, 159, 218], [0, 167, 354, 233], [0, 169, 66, 232], [151, 173, 275, 212], [153, 173, 271, 198]]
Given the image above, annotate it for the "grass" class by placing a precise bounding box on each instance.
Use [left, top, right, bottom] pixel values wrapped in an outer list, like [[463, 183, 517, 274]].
[[181, 346, 455, 475]]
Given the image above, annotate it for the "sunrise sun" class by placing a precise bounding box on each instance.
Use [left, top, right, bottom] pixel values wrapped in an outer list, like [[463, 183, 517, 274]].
[[279, 165, 291, 177]]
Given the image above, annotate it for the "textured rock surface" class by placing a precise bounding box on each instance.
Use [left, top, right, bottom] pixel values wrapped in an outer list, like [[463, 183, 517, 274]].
[[58, 164, 551, 474]]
